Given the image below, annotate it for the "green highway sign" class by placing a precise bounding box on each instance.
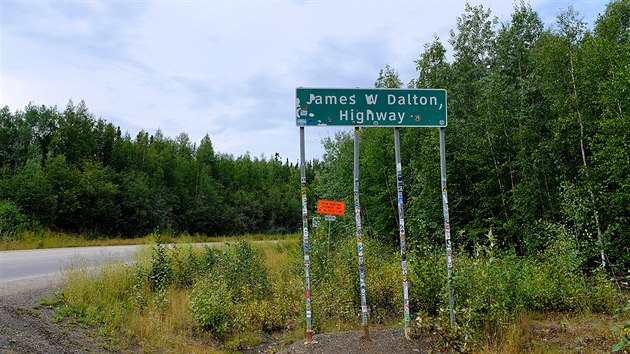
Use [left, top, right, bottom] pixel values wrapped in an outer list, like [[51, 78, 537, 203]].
[[296, 88, 447, 127]]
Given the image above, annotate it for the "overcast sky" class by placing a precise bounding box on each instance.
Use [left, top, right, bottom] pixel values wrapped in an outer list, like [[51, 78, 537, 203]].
[[1, 0, 605, 162]]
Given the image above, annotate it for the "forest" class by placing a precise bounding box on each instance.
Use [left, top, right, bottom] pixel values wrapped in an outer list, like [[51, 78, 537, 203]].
[[0, 101, 303, 237], [1, 1, 628, 270]]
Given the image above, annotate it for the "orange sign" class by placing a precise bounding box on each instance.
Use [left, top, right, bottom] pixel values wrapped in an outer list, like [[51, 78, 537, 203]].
[[317, 200, 345, 216]]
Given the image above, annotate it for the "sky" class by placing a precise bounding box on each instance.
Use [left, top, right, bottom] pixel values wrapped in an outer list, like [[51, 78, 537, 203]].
[[1, 0, 606, 162]]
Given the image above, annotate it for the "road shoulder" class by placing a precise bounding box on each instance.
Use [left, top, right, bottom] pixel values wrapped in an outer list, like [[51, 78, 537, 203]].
[[0, 275, 117, 354]]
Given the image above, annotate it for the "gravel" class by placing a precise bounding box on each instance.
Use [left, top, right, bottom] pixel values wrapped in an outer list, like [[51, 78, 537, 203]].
[[277, 327, 438, 354], [0, 275, 117, 354]]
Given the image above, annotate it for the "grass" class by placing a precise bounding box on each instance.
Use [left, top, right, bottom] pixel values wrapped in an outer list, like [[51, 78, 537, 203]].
[[479, 312, 623, 353], [0, 229, 298, 251], [51, 230, 626, 353], [55, 237, 296, 353]]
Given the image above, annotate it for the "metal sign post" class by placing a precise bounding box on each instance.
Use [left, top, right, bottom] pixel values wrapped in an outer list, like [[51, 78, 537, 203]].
[[439, 127, 455, 328], [394, 127, 411, 339], [325, 214, 336, 255], [300, 127, 315, 343], [354, 127, 370, 339]]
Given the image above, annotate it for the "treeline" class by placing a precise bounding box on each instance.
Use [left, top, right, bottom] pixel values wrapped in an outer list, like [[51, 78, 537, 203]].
[[315, 1, 629, 268], [0, 101, 303, 237]]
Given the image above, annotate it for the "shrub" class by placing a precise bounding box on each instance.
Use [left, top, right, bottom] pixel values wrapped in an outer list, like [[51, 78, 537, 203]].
[[219, 241, 270, 301], [147, 235, 172, 291], [170, 245, 202, 288], [408, 250, 445, 315], [189, 241, 286, 337], [189, 276, 233, 338], [201, 245, 221, 271], [414, 233, 620, 350], [612, 300, 630, 352], [0, 199, 30, 240]]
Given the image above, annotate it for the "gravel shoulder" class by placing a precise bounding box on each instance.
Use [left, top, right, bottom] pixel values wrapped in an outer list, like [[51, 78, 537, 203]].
[[0, 275, 117, 354], [276, 327, 438, 354]]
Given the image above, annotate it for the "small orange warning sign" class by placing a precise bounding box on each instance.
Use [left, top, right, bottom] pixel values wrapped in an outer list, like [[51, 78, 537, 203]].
[[317, 200, 345, 216]]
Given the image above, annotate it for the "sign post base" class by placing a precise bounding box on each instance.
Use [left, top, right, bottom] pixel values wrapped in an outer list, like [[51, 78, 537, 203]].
[[361, 324, 371, 340], [305, 330, 315, 344], [404, 326, 412, 340]]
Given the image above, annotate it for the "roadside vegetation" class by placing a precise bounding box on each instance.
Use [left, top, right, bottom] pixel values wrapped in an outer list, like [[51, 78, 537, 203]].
[[0, 230, 295, 251], [54, 230, 626, 353]]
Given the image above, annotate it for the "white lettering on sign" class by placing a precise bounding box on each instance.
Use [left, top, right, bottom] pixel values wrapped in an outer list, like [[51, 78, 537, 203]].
[[306, 92, 443, 111], [296, 88, 447, 127], [307, 94, 356, 105], [339, 109, 405, 124], [387, 94, 439, 106], [365, 94, 378, 105]]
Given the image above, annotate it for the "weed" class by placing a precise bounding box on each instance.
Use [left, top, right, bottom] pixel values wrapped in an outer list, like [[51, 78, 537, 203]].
[[17, 306, 42, 319], [612, 300, 630, 352], [34, 296, 61, 310], [189, 275, 234, 338], [148, 234, 172, 291]]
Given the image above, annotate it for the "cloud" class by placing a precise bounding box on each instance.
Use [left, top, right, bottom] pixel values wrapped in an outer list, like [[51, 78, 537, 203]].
[[1, 0, 605, 162]]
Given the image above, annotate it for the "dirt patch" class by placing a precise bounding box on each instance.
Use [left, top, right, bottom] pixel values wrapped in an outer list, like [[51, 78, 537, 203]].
[[277, 328, 437, 354], [524, 313, 619, 353], [0, 276, 118, 354]]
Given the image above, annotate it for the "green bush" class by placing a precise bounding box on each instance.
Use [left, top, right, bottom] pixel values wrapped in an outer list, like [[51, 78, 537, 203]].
[[147, 235, 172, 291], [169, 245, 202, 288], [309, 236, 360, 324], [0, 199, 30, 240], [408, 250, 445, 315], [413, 231, 620, 350], [189, 276, 234, 338], [222, 241, 270, 301], [189, 241, 296, 338], [201, 245, 222, 271], [612, 300, 630, 352]]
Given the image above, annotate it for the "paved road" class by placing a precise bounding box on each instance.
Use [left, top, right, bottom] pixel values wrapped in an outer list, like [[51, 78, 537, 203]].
[[0, 240, 261, 284], [0, 245, 146, 283]]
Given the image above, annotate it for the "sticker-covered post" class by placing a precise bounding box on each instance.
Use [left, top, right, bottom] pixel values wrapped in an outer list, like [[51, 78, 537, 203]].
[[439, 127, 455, 328], [394, 127, 411, 339], [353, 127, 370, 339], [300, 127, 315, 343]]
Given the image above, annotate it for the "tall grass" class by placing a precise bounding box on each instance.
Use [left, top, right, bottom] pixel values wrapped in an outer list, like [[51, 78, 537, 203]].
[[0, 230, 298, 250], [55, 230, 622, 353]]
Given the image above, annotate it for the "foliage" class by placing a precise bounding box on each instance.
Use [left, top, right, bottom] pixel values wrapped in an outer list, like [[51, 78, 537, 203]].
[[0, 1, 627, 270], [413, 228, 619, 351], [311, 0, 629, 270], [35, 0, 630, 351], [189, 276, 233, 338], [54, 230, 621, 352], [0, 103, 303, 238], [612, 299, 630, 352], [221, 241, 270, 301], [0, 199, 31, 240], [147, 235, 173, 292]]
